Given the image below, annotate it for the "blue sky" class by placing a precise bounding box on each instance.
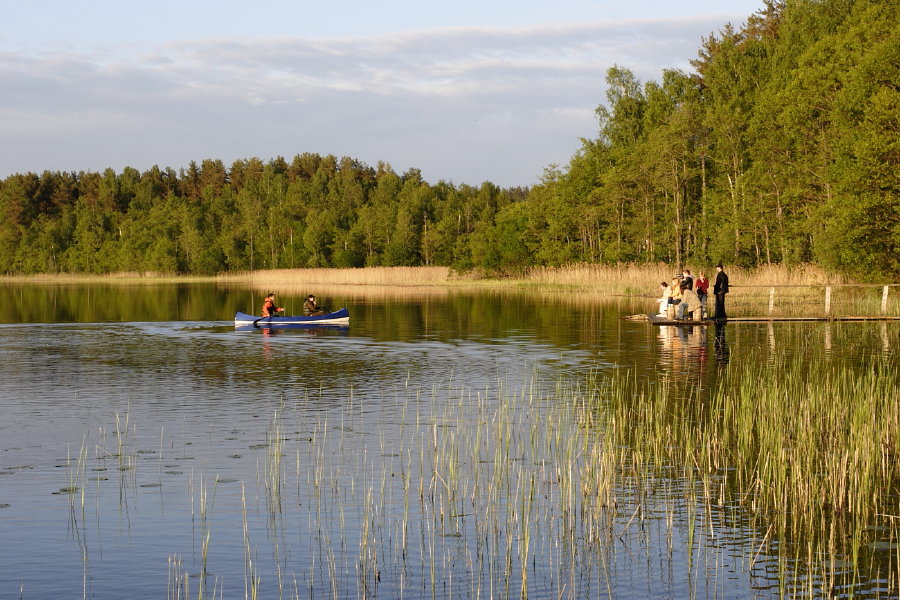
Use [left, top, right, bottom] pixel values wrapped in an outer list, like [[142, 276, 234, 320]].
[[2, 1, 764, 187]]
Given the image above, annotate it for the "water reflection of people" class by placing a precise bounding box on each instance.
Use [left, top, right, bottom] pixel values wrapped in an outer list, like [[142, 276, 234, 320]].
[[261, 327, 275, 359], [714, 321, 729, 363], [303, 294, 326, 316], [657, 323, 706, 365], [261, 293, 284, 318]]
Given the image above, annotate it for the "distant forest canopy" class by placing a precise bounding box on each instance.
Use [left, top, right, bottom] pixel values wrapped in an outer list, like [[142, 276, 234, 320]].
[[1, 0, 897, 279]]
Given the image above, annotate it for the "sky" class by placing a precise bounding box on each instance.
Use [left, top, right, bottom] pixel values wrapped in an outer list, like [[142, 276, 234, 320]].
[[1, 1, 764, 188]]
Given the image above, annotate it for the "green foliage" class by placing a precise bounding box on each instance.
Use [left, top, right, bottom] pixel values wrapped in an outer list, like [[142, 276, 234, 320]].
[[1, 1, 895, 277], [528, 0, 898, 277]]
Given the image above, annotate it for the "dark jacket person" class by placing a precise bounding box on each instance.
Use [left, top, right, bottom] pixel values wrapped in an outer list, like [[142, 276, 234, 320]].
[[713, 264, 729, 319], [303, 295, 326, 316]]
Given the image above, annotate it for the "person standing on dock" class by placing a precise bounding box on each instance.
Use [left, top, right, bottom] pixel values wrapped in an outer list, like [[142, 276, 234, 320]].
[[713, 264, 729, 320], [695, 271, 710, 315]]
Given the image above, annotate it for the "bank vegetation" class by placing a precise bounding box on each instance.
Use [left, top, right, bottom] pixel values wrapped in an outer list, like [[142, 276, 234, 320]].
[[1, 1, 896, 280]]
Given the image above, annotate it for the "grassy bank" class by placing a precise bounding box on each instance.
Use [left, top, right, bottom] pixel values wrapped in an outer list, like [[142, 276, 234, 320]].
[[217, 264, 897, 316], [0, 272, 218, 284], [4, 264, 897, 316], [0, 263, 869, 291]]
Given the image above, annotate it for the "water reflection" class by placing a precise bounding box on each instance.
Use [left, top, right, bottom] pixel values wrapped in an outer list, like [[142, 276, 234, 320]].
[[657, 323, 709, 367], [714, 321, 730, 363], [0, 283, 896, 599]]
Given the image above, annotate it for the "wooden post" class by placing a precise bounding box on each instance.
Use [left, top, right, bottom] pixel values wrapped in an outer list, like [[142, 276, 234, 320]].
[[824, 286, 832, 316], [768, 286, 775, 316], [882, 286, 890, 315]]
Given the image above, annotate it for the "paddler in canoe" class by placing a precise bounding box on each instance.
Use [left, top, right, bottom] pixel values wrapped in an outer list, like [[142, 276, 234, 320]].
[[261, 293, 284, 318], [303, 294, 327, 316]]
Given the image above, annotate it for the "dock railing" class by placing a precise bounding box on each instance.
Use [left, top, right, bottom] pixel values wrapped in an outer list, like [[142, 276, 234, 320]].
[[729, 283, 900, 319]]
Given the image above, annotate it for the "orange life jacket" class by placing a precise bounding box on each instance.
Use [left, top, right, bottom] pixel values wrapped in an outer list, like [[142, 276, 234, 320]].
[[262, 299, 279, 317]]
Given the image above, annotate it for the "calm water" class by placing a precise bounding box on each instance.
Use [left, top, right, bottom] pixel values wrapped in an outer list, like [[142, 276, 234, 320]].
[[0, 283, 896, 599]]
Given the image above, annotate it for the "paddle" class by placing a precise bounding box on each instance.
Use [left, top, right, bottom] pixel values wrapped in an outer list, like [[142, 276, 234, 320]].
[[253, 309, 283, 327]]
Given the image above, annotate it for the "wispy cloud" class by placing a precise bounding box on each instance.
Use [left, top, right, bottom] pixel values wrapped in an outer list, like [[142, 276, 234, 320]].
[[1, 16, 733, 186]]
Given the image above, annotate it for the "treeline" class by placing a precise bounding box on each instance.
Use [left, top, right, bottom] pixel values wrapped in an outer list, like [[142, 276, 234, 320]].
[[0, 156, 526, 274], [1, 0, 896, 279], [528, 0, 898, 279]]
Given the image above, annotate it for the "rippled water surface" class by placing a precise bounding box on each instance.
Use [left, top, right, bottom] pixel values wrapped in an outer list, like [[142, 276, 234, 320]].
[[0, 283, 896, 599]]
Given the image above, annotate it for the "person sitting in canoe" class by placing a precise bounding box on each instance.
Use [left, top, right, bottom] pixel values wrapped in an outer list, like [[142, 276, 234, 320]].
[[261, 293, 284, 318], [303, 294, 326, 316]]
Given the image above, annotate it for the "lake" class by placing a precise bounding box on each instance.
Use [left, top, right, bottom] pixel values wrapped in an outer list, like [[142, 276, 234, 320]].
[[0, 283, 897, 599]]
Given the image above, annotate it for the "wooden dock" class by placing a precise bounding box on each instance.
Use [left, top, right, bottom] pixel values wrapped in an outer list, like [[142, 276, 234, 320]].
[[629, 282, 900, 325], [631, 314, 900, 325]]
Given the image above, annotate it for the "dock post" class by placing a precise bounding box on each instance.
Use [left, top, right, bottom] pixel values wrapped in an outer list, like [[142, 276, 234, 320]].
[[768, 287, 775, 316], [882, 286, 890, 315], [824, 286, 832, 316]]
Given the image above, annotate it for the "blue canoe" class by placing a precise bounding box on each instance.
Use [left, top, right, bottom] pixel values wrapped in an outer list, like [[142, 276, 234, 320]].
[[234, 308, 350, 326]]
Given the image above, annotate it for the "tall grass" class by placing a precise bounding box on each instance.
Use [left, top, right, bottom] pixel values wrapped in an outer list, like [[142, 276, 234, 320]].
[[218, 266, 452, 288], [6, 264, 896, 316], [588, 353, 900, 597], [213, 263, 900, 316], [63, 353, 899, 598]]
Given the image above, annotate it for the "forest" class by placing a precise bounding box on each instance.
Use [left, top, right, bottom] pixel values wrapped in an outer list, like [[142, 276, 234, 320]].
[[1, 0, 897, 279]]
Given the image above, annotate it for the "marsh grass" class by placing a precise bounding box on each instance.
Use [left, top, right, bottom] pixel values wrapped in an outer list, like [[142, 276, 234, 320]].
[[218, 263, 863, 293], [589, 352, 900, 597], [63, 351, 898, 598], [221, 264, 898, 317], [233, 357, 895, 598], [218, 266, 452, 292], [5, 264, 895, 316], [1, 272, 216, 284]]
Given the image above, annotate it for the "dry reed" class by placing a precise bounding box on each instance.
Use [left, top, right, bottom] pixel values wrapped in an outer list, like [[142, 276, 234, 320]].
[[217, 263, 898, 315]]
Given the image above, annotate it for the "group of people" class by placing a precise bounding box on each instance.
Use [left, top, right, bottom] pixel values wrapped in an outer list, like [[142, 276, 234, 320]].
[[261, 292, 327, 317], [657, 264, 729, 320]]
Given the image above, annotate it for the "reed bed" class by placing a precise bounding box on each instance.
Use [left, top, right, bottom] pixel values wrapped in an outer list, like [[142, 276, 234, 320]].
[[268, 355, 896, 597], [221, 263, 897, 312], [522, 262, 853, 290], [587, 353, 900, 597], [0, 272, 216, 284], [60, 353, 898, 598], [218, 266, 452, 288], [6, 264, 896, 317]]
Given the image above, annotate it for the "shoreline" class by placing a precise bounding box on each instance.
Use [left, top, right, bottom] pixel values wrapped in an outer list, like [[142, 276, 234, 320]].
[[0, 263, 863, 289], [4, 264, 894, 317]]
